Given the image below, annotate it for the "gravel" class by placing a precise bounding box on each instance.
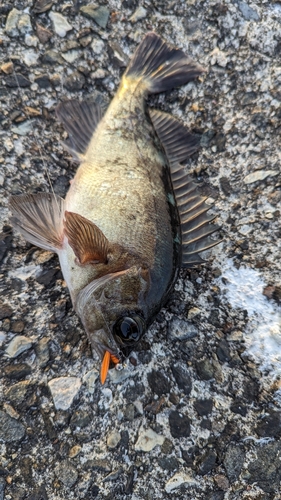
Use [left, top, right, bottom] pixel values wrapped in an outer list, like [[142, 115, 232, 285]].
[[1, 1, 281, 499]]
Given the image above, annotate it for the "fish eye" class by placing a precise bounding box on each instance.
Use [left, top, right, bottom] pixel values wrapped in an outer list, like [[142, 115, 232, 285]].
[[113, 314, 144, 345]]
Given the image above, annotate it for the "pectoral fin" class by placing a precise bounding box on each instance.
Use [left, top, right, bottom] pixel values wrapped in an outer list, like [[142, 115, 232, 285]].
[[9, 193, 64, 252], [64, 211, 109, 265]]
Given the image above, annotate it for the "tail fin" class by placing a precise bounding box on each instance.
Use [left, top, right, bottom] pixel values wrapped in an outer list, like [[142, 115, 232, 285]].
[[124, 32, 205, 94]]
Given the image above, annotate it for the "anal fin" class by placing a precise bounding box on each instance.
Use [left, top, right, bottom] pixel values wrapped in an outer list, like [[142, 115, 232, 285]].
[[9, 193, 65, 252], [56, 99, 103, 161], [64, 211, 109, 265], [171, 167, 221, 268]]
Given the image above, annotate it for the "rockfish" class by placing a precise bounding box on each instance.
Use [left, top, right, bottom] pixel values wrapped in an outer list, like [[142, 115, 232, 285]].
[[9, 33, 220, 383]]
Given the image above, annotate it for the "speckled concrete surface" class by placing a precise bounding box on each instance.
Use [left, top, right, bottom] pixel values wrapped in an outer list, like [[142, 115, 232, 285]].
[[0, 1, 281, 499]]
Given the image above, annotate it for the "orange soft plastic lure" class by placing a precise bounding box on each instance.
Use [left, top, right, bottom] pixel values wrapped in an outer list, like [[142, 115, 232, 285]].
[[100, 351, 120, 384]]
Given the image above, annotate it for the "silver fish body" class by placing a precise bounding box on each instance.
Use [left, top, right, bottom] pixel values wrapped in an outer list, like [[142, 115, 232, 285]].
[[9, 33, 221, 382]]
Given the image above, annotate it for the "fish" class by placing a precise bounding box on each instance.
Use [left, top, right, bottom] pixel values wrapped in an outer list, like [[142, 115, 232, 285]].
[[9, 32, 221, 384]]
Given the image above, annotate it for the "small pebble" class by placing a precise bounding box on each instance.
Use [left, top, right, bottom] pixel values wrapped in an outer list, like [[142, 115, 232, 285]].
[[49, 12, 72, 37], [0, 410, 25, 443], [165, 472, 196, 493], [80, 5, 110, 29], [135, 427, 164, 452], [107, 431, 121, 449], [48, 377, 81, 410], [168, 318, 198, 341], [1, 62, 14, 75], [130, 6, 147, 23], [5, 335, 32, 358], [244, 170, 278, 184], [54, 460, 78, 487], [5, 8, 20, 36]]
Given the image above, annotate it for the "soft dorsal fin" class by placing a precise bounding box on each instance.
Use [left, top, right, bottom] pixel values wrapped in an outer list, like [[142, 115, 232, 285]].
[[56, 99, 103, 161], [9, 193, 64, 252], [149, 109, 221, 267], [64, 211, 109, 265], [149, 109, 200, 164]]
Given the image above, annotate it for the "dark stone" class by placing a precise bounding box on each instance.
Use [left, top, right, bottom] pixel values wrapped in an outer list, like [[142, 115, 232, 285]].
[[5, 74, 30, 88], [4, 363, 31, 380], [0, 477, 5, 500], [194, 399, 213, 416], [42, 50, 63, 64], [80, 5, 110, 28], [26, 485, 48, 500], [64, 71, 86, 91], [213, 132, 226, 152], [0, 303, 13, 320], [224, 444, 245, 483], [119, 430, 129, 451], [242, 378, 259, 401], [70, 410, 91, 429], [124, 404, 135, 421], [124, 383, 145, 402], [196, 359, 214, 380], [248, 441, 281, 493], [171, 364, 192, 395], [161, 438, 174, 455], [122, 0, 137, 8], [230, 401, 247, 416], [241, 91, 257, 106], [158, 456, 178, 472], [216, 339, 231, 362], [255, 411, 281, 438], [0, 226, 13, 263], [11, 320, 25, 333], [108, 42, 128, 68], [200, 418, 212, 430], [124, 465, 135, 495], [0, 467, 8, 476], [53, 175, 69, 197], [85, 459, 111, 473], [34, 74, 50, 88], [147, 370, 171, 396], [36, 268, 59, 287], [41, 410, 58, 441], [33, 0, 53, 14], [0, 411, 25, 443], [219, 176, 231, 195], [169, 410, 191, 438], [64, 327, 81, 347], [198, 450, 217, 475], [206, 492, 225, 500], [90, 485, 99, 497]]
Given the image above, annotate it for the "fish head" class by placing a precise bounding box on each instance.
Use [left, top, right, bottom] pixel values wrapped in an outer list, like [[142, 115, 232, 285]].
[[75, 266, 149, 383]]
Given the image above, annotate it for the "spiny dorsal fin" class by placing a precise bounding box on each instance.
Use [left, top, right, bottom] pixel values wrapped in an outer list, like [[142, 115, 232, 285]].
[[9, 193, 64, 252], [150, 109, 200, 164], [56, 99, 103, 161], [64, 211, 109, 265], [124, 32, 205, 94], [170, 164, 221, 268]]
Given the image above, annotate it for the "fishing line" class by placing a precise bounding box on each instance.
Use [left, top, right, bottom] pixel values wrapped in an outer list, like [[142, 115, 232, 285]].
[[9, 59, 61, 212]]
